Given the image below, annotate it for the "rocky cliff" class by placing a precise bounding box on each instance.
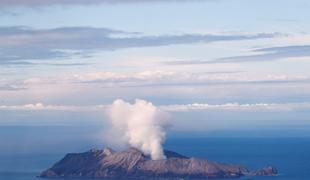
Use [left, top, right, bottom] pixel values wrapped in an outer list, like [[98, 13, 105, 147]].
[[40, 147, 277, 179]]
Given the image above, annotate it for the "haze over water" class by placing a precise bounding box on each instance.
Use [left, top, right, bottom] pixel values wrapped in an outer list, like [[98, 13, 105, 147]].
[[1, 126, 310, 180]]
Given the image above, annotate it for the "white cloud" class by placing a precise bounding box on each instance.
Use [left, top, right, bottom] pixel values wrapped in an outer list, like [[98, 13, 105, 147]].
[[1, 102, 310, 112], [3, 70, 309, 94], [69, 71, 177, 82], [68, 71, 310, 86], [0, 103, 106, 111], [160, 102, 310, 111]]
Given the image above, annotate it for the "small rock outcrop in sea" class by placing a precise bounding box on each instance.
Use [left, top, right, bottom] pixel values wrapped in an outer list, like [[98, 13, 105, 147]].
[[249, 166, 278, 176], [40, 147, 278, 179]]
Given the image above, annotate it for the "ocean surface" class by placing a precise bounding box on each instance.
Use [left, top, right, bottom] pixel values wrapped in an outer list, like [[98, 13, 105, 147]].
[[0, 137, 309, 180]]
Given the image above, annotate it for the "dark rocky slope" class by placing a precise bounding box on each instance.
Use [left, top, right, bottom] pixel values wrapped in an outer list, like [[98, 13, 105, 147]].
[[40, 148, 277, 179]]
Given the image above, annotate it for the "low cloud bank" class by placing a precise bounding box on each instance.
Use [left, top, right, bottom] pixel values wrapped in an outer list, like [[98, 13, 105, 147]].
[[1, 102, 310, 112]]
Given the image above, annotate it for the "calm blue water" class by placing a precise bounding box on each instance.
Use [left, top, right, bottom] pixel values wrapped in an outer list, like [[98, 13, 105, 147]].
[[0, 137, 309, 180]]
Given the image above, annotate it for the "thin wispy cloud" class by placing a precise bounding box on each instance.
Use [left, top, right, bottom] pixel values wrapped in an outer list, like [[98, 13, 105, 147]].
[[69, 71, 309, 84], [164, 45, 310, 65], [161, 102, 310, 112], [213, 45, 310, 63], [0, 60, 90, 67], [0, 84, 25, 91], [164, 59, 212, 65], [0, 103, 103, 111], [1, 102, 310, 112], [0, 26, 278, 64], [16, 71, 310, 88]]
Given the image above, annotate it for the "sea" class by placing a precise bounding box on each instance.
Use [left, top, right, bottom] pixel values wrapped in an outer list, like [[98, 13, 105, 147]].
[[0, 136, 309, 180]]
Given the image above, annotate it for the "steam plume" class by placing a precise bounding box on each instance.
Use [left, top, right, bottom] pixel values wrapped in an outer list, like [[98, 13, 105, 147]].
[[106, 99, 170, 160]]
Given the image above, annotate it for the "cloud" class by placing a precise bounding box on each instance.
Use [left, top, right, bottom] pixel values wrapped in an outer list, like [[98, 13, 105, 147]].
[[0, 26, 129, 63], [0, 26, 278, 64], [1, 102, 310, 112], [3, 70, 308, 92], [69, 71, 179, 84], [0, 79, 26, 91], [211, 45, 310, 63], [0, 103, 105, 111], [164, 45, 310, 65], [0, 84, 25, 91], [67, 70, 310, 86], [160, 102, 310, 111], [0, 61, 90, 66]]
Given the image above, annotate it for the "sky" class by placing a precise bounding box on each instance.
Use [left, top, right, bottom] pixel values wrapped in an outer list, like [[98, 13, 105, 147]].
[[1, 0, 310, 136]]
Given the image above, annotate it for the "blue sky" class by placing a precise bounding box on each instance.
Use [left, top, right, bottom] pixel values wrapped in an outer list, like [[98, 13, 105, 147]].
[[0, 0, 310, 135]]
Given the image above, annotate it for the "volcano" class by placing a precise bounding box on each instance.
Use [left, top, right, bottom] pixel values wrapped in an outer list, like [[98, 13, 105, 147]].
[[40, 147, 277, 179]]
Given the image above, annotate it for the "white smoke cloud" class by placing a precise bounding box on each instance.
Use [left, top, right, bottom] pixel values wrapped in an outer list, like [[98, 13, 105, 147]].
[[106, 99, 170, 160]]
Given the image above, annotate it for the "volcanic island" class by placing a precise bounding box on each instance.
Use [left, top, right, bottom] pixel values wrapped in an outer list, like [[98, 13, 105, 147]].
[[40, 147, 278, 179]]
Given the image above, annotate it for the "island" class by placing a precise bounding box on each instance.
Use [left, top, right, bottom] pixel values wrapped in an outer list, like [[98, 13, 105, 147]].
[[40, 147, 278, 179]]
